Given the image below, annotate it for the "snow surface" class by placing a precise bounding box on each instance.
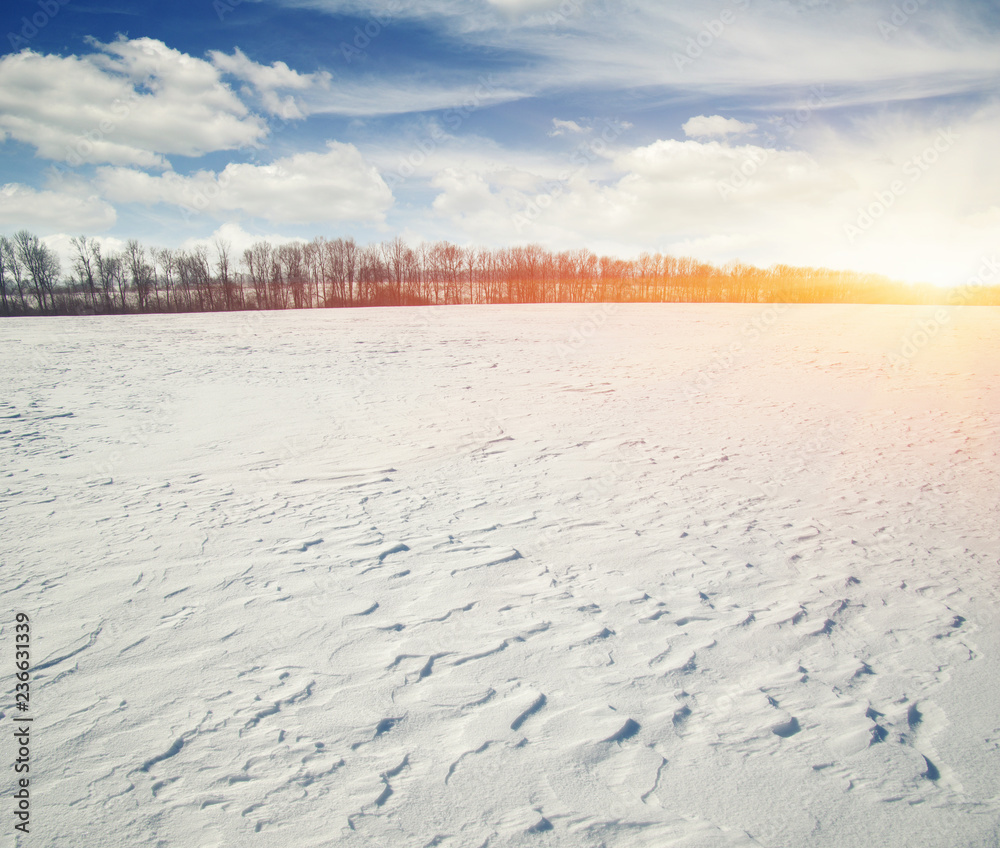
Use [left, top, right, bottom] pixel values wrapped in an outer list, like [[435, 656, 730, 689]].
[[3, 303, 1000, 848]]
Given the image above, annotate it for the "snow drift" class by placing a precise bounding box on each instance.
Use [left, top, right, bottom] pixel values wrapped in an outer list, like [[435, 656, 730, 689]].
[[2, 303, 999, 847]]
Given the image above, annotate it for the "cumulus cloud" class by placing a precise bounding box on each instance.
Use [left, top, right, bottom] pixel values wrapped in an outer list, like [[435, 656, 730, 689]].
[[0, 183, 117, 232], [613, 138, 832, 198], [96, 141, 393, 225], [0, 38, 267, 169], [431, 168, 497, 217], [180, 222, 309, 259], [683, 115, 757, 138], [415, 113, 999, 286], [426, 137, 820, 246]]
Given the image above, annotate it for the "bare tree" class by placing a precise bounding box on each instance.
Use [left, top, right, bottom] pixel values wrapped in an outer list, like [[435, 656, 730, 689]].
[[154, 248, 177, 311], [111, 252, 128, 311], [303, 239, 322, 308], [2, 229, 995, 314], [178, 247, 212, 311], [242, 242, 271, 310], [214, 238, 238, 310], [89, 244, 112, 312], [269, 247, 287, 309], [342, 237, 358, 305], [321, 237, 354, 306], [403, 242, 422, 303], [465, 245, 482, 303], [12, 230, 60, 312], [125, 239, 156, 312], [70, 236, 100, 311], [277, 243, 305, 308], [0, 236, 16, 314], [359, 243, 383, 304], [381, 236, 408, 305], [176, 251, 196, 310]]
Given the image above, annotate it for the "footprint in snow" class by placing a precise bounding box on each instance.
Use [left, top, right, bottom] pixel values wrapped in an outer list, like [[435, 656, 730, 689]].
[[772, 717, 801, 738], [601, 719, 641, 744], [511, 695, 547, 731], [672, 705, 692, 729], [527, 816, 554, 834]]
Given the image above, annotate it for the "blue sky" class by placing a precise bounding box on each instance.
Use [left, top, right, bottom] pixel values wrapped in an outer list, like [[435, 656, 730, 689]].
[[2, 0, 999, 286]]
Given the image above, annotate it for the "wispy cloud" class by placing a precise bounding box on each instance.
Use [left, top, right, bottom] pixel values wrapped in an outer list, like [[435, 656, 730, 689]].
[[261, 0, 1000, 111], [683, 116, 757, 138], [209, 47, 333, 119], [548, 118, 588, 137]]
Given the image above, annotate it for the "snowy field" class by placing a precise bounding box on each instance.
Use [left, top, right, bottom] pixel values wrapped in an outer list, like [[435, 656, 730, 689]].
[[3, 303, 1000, 848]]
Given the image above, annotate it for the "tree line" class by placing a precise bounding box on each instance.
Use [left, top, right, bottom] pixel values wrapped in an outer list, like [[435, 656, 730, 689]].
[[1, 230, 997, 316]]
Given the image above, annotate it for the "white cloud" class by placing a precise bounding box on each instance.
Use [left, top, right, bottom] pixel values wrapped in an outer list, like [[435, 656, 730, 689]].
[[40, 232, 129, 281], [305, 75, 524, 118], [96, 142, 393, 225], [0, 183, 116, 232], [486, 0, 561, 9], [425, 137, 805, 245], [180, 222, 309, 260], [683, 115, 757, 138], [0, 39, 267, 168], [209, 47, 332, 119], [548, 118, 588, 137], [613, 138, 832, 197], [413, 108, 1000, 287], [431, 168, 497, 217], [209, 47, 326, 92]]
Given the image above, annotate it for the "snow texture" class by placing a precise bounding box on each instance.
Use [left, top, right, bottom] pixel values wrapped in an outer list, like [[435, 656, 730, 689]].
[[3, 303, 1000, 847]]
